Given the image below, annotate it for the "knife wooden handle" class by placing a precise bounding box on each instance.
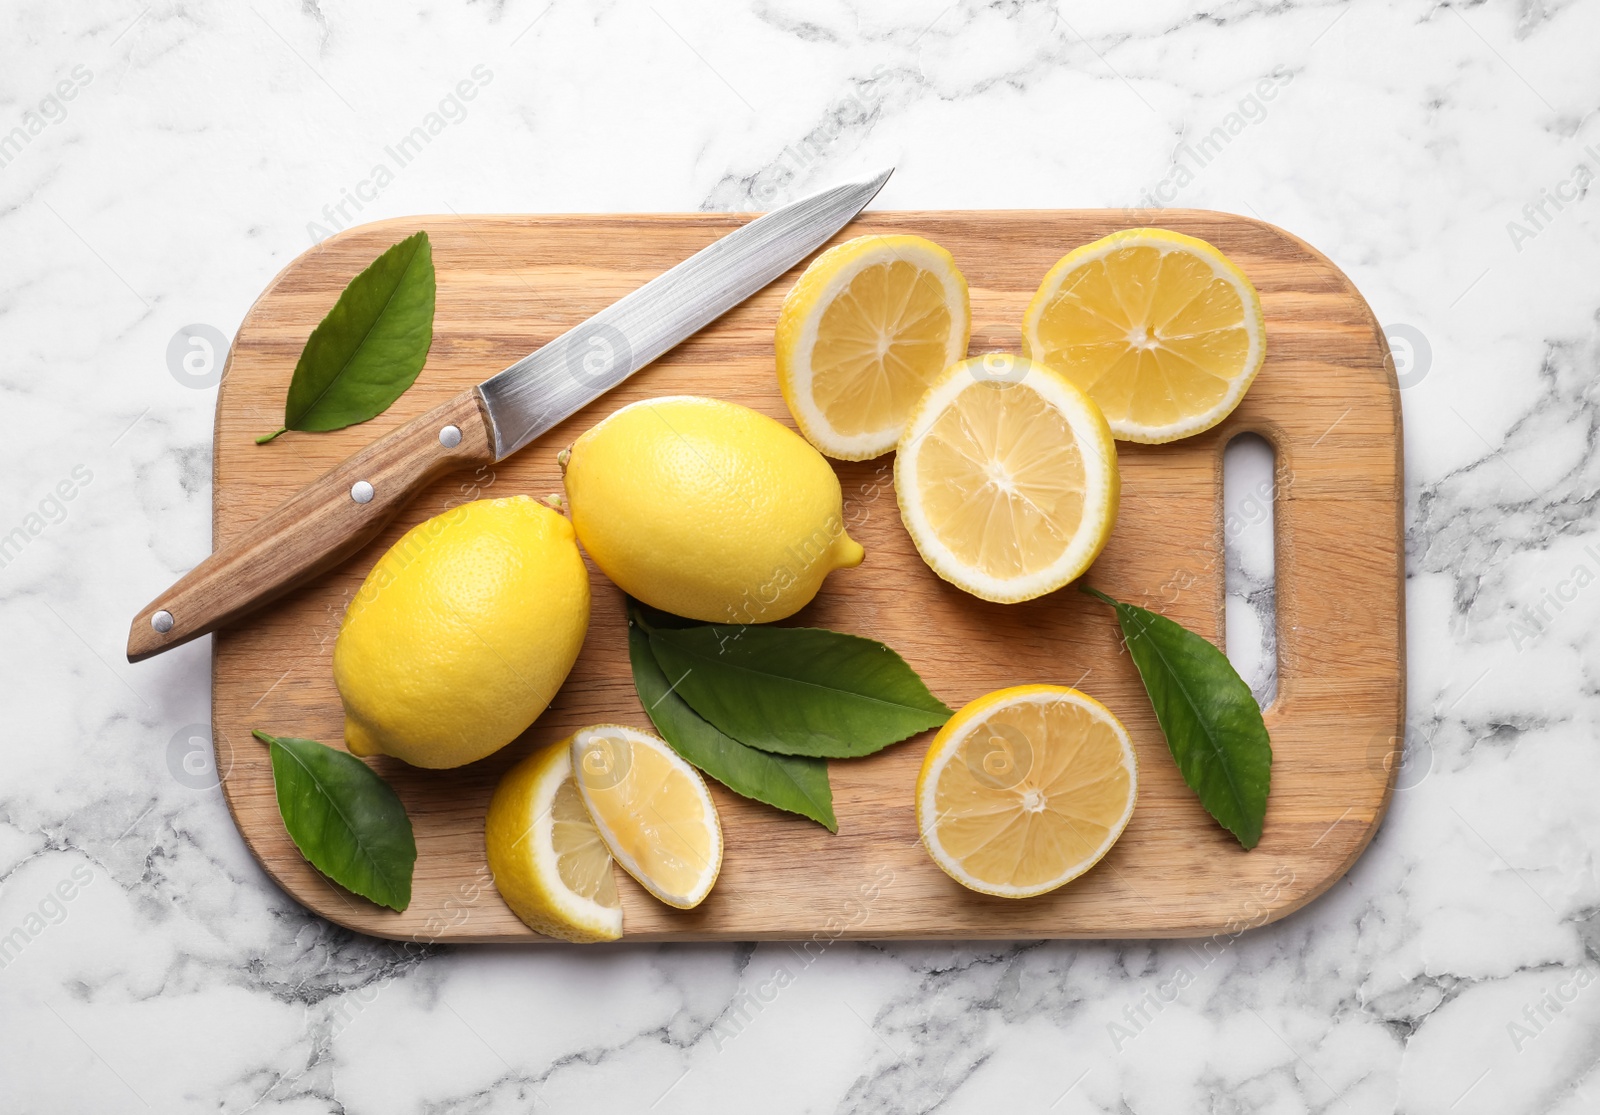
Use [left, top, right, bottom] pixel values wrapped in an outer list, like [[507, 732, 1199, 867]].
[[127, 389, 496, 662]]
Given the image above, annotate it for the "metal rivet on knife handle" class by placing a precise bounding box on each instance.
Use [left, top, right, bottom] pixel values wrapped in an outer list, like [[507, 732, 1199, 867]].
[[439, 424, 462, 448], [350, 480, 375, 504], [151, 610, 175, 633]]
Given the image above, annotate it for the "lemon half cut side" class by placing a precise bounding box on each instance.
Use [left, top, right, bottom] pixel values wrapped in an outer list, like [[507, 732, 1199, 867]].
[[894, 355, 1119, 604], [1022, 228, 1265, 443], [916, 685, 1138, 899], [777, 234, 971, 460]]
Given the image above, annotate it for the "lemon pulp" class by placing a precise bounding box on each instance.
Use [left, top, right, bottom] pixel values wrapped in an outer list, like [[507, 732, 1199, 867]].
[[551, 776, 618, 909], [814, 259, 958, 434]]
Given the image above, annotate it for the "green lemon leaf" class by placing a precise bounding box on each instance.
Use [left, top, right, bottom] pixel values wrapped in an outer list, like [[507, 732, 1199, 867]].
[[627, 600, 836, 831], [637, 611, 951, 759], [252, 730, 416, 910], [257, 231, 435, 443], [1082, 586, 1272, 849]]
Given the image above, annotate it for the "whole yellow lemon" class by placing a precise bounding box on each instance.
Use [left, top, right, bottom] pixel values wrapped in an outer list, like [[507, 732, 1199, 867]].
[[562, 396, 863, 623], [333, 496, 590, 769]]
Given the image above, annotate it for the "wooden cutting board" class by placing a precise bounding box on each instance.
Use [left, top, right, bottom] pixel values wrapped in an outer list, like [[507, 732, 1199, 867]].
[[210, 209, 1404, 943]]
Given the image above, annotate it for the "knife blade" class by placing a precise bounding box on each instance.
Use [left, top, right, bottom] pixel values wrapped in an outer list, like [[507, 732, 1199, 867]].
[[126, 169, 893, 662]]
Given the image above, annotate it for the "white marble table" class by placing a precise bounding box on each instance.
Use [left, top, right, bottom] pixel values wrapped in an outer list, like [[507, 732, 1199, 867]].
[[4, 1, 1598, 1111]]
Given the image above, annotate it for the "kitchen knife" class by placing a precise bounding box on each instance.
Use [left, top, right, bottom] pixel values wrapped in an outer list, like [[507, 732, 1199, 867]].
[[126, 169, 893, 662]]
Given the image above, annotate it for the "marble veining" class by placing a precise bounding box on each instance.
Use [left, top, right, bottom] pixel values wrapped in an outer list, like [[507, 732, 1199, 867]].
[[4, 0, 1600, 1111]]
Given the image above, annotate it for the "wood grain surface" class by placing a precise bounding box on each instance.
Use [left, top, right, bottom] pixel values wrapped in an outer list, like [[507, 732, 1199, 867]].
[[208, 209, 1405, 943]]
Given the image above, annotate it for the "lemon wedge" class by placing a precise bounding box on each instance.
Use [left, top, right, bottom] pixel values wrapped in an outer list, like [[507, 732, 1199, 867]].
[[916, 685, 1138, 898], [894, 354, 1119, 603], [571, 725, 723, 910], [1022, 228, 1265, 443], [485, 739, 623, 942], [777, 234, 970, 460]]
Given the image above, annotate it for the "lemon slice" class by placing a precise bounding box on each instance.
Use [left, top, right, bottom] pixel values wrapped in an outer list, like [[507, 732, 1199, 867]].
[[1022, 228, 1265, 443], [916, 685, 1138, 898], [485, 739, 623, 942], [571, 725, 722, 909], [777, 234, 971, 460], [895, 354, 1119, 603]]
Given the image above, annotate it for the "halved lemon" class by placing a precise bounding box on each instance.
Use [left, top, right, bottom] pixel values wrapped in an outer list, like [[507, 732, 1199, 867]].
[[570, 725, 722, 909], [916, 685, 1138, 898], [1021, 228, 1265, 443], [777, 234, 971, 460], [895, 354, 1119, 603], [485, 739, 623, 942]]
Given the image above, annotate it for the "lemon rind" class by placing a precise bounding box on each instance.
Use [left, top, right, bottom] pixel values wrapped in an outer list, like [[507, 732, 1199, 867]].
[[570, 724, 724, 910], [915, 685, 1139, 899], [894, 356, 1120, 604], [777, 235, 972, 460], [1021, 228, 1266, 444]]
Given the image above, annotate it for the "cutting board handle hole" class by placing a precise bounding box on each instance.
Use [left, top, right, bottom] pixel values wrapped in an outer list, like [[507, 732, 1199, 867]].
[[1222, 433, 1278, 707]]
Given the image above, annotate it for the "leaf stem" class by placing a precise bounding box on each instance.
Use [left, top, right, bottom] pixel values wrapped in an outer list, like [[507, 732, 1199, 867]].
[[1079, 584, 1119, 607], [626, 598, 655, 634], [255, 427, 288, 445]]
